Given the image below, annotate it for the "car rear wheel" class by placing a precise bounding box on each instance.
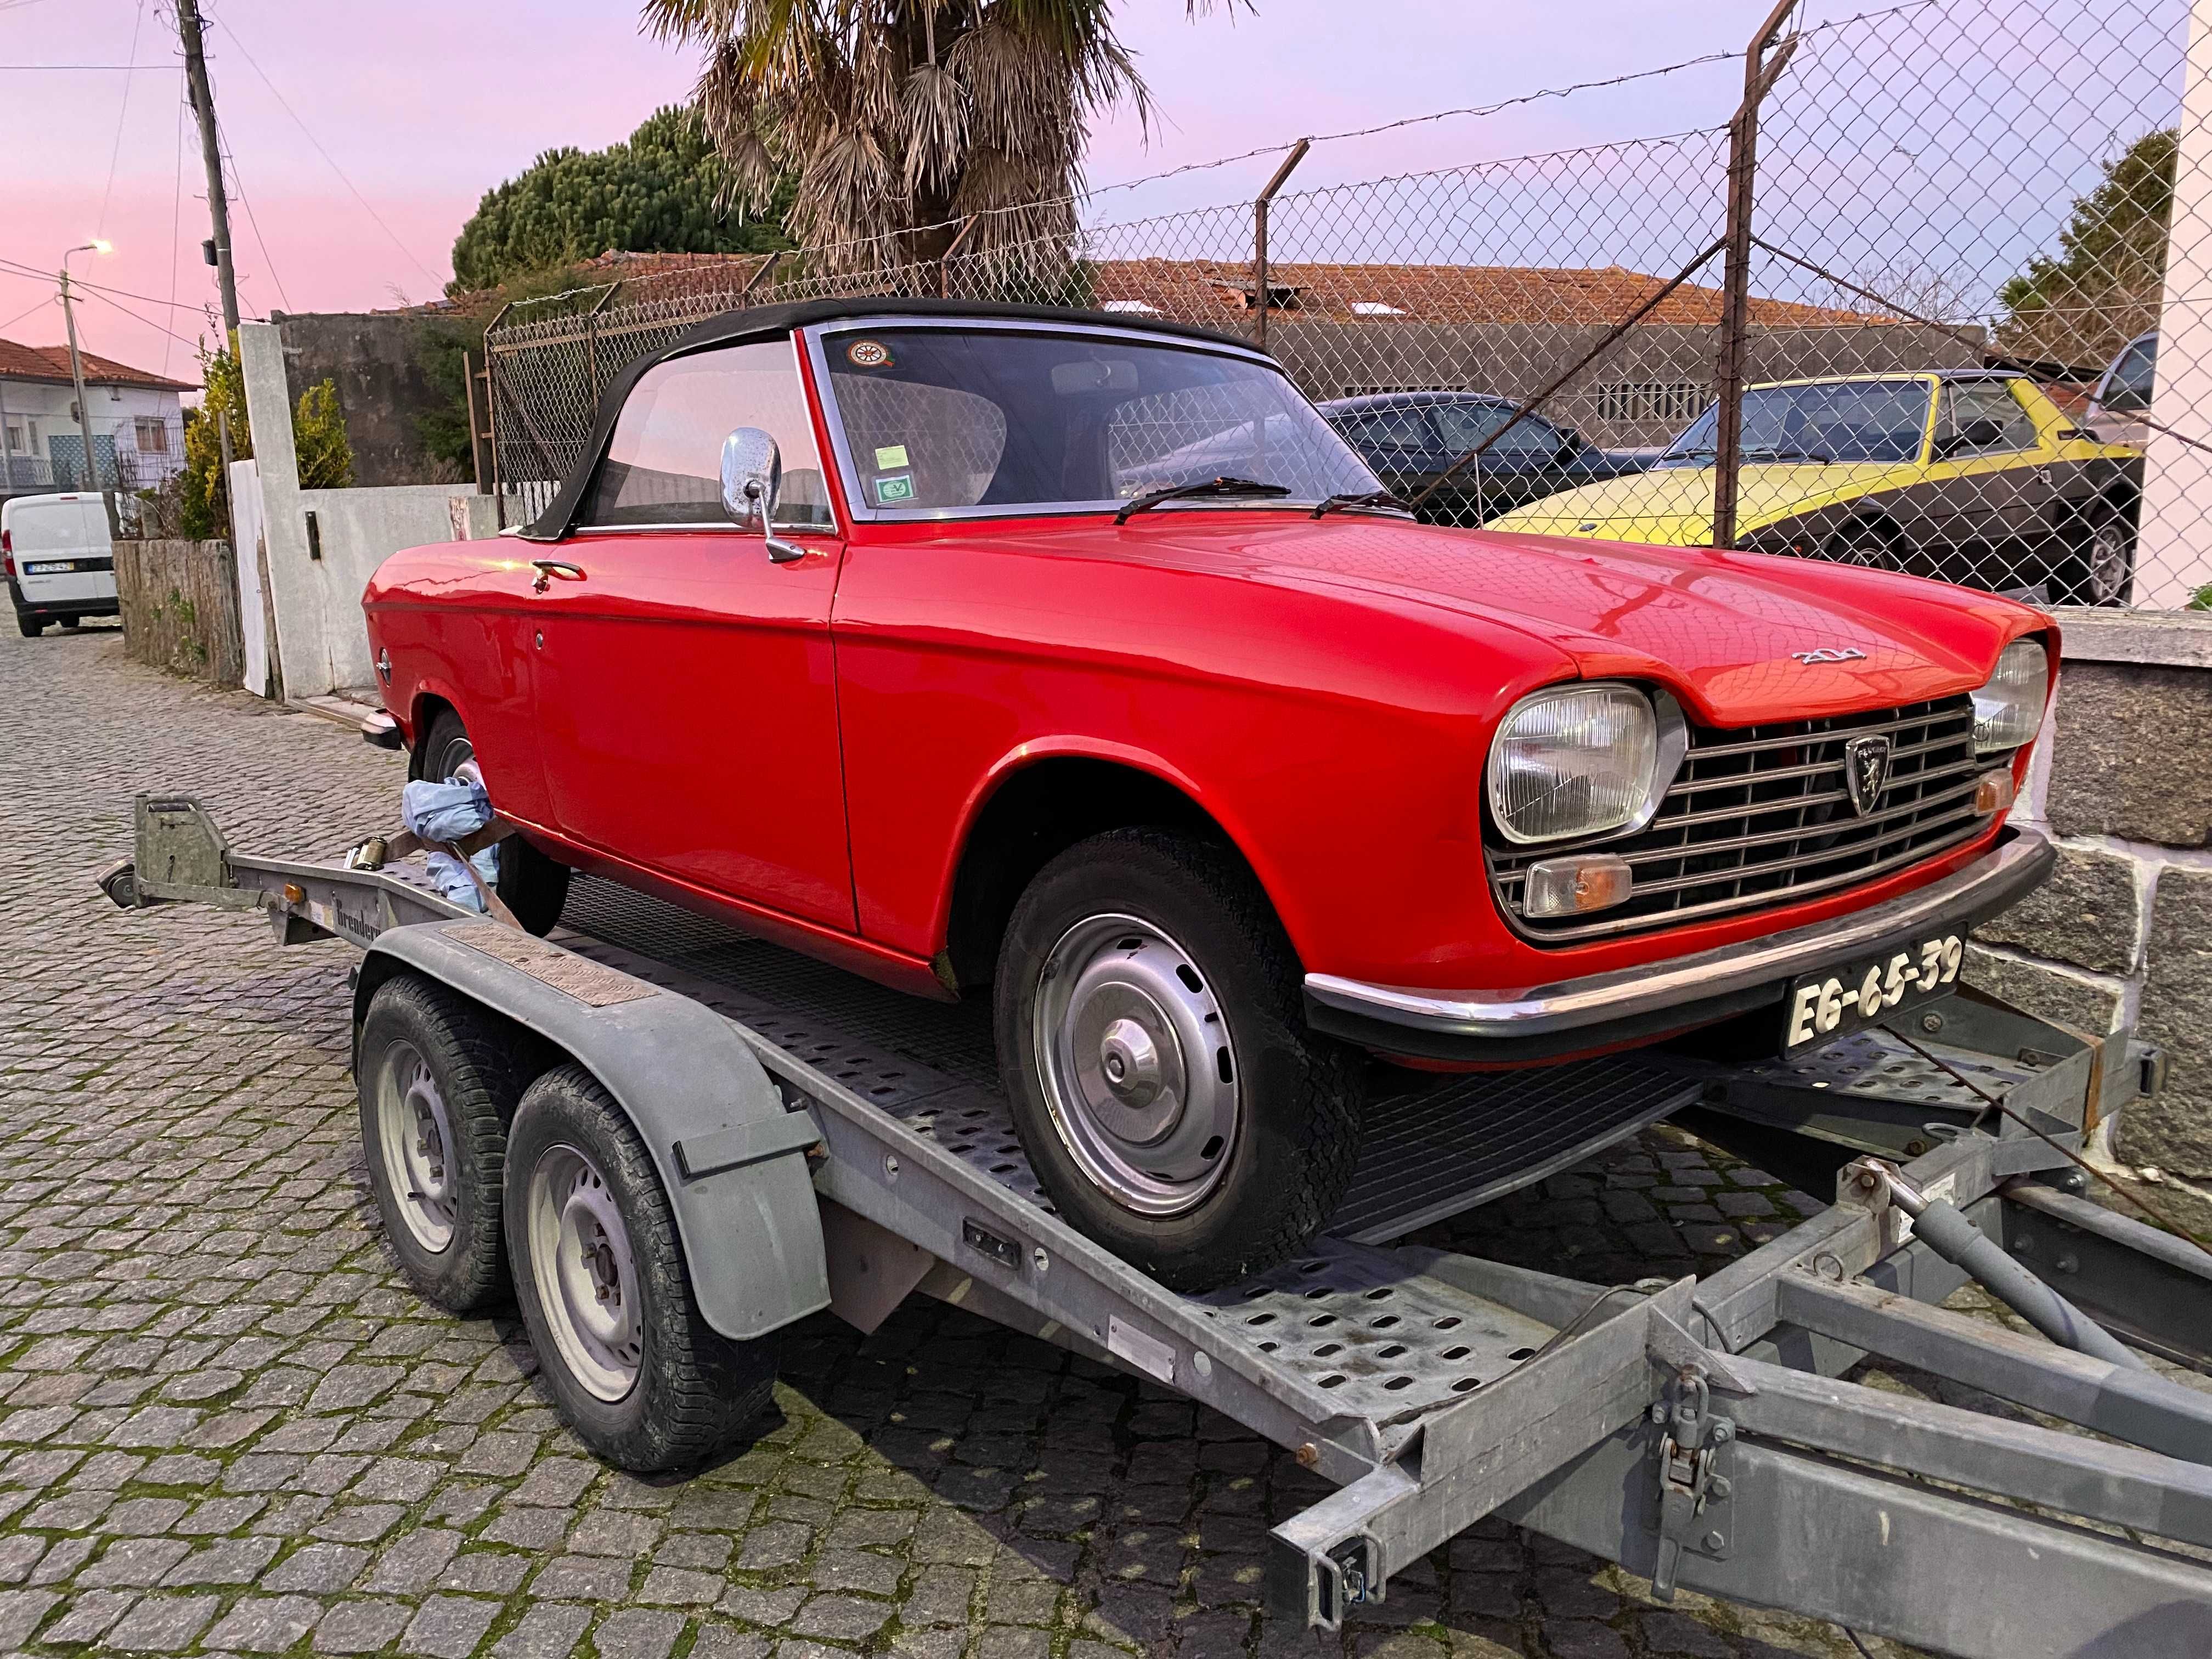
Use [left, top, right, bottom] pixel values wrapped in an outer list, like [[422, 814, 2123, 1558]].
[[15, 613, 42, 638], [2054, 509, 2135, 606], [419, 708, 571, 935], [994, 829, 1365, 1293], [357, 974, 526, 1314], [1822, 520, 1903, 570], [506, 1064, 778, 1471]]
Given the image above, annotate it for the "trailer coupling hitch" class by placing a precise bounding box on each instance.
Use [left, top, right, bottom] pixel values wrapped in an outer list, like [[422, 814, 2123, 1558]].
[[1650, 1366, 1734, 1601]]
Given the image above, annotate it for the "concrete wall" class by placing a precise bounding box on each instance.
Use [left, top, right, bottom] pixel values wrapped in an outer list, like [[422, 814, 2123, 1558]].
[[1964, 608, 2212, 1239], [273, 309, 470, 488], [238, 321, 511, 700]]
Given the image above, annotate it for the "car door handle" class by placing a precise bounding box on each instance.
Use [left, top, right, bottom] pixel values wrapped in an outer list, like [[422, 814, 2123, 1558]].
[[530, 559, 586, 592]]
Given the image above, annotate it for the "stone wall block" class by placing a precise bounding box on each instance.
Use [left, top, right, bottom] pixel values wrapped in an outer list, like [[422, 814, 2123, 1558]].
[[2122, 865, 2212, 1179], [1961, 943, 2124, 1037], [1972, 843, 2144, 974], [2045, 662, 2212, 845]]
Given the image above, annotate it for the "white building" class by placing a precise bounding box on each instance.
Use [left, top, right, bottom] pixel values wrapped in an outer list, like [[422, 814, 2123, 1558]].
[[0, 338, 195, 498]]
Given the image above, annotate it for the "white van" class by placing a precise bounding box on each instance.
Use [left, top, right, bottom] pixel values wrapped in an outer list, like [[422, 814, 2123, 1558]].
[[2, 493, 119, 637]]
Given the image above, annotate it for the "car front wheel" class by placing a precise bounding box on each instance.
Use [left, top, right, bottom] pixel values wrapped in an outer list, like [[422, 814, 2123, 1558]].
[[994, 829, 1365, 1293], [1822, 520, 1903, 570]]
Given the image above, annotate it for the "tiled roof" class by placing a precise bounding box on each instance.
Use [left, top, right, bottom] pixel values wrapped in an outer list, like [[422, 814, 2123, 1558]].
[[0, 337, 196, 392], [1088, 259, 1888, 328]]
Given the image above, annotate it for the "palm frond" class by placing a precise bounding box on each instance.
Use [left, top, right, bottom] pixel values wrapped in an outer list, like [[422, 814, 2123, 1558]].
[[899, 61, 968, 198]]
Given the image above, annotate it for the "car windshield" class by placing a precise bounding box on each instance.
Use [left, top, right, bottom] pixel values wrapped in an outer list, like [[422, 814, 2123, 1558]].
[[817, 325, 1381, 515], [1653, 380, 1933, 467]]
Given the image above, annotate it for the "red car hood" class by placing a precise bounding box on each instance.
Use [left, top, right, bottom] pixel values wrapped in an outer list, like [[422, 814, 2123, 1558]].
[[1107, 514, 2050, 726]]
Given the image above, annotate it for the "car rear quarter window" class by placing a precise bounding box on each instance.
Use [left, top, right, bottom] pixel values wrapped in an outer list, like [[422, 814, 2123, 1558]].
[[1940, 380, 2041, 456], [1430, 401, 1558, 456], [582, 340, 834, 529]]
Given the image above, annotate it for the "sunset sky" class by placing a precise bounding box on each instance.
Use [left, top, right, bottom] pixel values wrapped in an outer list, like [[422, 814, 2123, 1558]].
[[1, 0, 2177, 387]]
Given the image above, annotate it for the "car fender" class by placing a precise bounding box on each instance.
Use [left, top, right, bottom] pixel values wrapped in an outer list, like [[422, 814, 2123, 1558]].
[[354, 921, 831, 1341], [930, 733, 1297, 955]]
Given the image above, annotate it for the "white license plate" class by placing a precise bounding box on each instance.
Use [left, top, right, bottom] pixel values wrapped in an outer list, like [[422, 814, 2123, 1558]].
[[1783, 932, 1963, 1054], [22, 561, 77, 574]]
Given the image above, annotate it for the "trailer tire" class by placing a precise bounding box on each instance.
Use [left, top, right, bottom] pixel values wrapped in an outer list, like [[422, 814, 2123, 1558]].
[[995, 828, 1366, 1293], [357, 974, 525, 1314], [506, 1064, 777, 1472], [419, 708, 571, 936]]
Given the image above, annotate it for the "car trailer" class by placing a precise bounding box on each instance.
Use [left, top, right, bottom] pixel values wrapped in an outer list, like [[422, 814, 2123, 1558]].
[[108, 795, 2212, 1658]]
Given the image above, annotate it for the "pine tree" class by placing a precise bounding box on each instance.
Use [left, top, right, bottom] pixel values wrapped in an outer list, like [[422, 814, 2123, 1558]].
[[1998, 128, 2177, 370]]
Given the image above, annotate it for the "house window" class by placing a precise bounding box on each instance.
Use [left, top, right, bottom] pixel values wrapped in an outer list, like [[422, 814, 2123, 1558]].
[[1595, 381, 1707, 426], [3, 422, 21, 454], [135, 417, 170, 454]]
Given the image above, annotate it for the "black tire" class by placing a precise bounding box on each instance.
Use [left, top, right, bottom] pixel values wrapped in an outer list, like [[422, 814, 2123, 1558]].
[[506, 1064, 778, 1471], [2052, 504, 2136, 606], [419, 707, 571, 936], [994, 829, 1365, 1293], [1822, 519, 1903, 571], [15, 613, 41, 638], [356, 974, 527, 1314]]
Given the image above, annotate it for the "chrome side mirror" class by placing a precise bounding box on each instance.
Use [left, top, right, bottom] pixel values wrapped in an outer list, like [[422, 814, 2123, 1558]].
[[720, 427, 805, 563]]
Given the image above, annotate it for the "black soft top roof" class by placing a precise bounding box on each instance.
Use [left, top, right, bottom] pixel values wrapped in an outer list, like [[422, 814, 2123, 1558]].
[[520, 296, 1259, 542]]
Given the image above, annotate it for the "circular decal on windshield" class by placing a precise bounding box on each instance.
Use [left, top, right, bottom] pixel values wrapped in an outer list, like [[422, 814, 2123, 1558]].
[[846, 339, 893, 368]]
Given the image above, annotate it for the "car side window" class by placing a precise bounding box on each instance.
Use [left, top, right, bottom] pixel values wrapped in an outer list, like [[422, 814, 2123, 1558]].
[[1940, 381, 2039, 457], [1430, 402, 1558, 457], [580, 338, 834, 529], [1339, 408, 1434, 453], [2102, 337, 2157, 413]]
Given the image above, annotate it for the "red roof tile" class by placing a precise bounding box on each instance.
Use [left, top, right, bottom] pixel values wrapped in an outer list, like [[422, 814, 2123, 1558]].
[[0, 337, 196, 393]]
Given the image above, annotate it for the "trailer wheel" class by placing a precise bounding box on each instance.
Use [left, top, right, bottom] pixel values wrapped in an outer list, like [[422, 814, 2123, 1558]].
[[419, 708, 571, 935], [506, 1064, 777, 1472], [357, 975, 524, 1314], [995, 829, 1366, 1293]]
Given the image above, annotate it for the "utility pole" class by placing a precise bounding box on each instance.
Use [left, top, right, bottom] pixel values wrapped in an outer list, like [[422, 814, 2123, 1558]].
[[58, 263, 100, 493], [176, 0, 240, 338]]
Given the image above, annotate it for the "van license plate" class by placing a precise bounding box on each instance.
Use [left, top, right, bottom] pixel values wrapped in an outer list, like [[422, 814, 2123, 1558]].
[[1782, 933, 1963, 1054], [22, 561, 77, 574]]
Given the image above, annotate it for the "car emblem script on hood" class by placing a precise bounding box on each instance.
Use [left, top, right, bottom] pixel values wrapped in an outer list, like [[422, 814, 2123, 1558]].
[[1844, 734, 1893, 816], [1791, 646, 1868, 664]]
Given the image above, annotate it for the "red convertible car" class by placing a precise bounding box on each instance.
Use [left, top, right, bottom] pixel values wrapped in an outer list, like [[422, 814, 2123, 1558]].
[[364, 299, 2056, 1290]]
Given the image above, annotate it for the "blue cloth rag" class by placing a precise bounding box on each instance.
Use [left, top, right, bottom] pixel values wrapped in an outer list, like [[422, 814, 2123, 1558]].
[[402, 776, 500, 912]]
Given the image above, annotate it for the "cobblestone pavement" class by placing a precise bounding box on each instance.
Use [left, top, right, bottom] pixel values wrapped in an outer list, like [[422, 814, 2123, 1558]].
[[0, 623, 2163, 1659]]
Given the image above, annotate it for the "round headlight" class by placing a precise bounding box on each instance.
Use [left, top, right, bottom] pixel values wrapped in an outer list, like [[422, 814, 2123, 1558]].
[[1972, 639, 2048, 754], [1487, 683, 1664, 845]]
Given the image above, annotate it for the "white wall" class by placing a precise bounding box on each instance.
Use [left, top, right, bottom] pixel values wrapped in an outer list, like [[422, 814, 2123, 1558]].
[[2136, 0, 2212, 607], [237, 322, 514, 699]]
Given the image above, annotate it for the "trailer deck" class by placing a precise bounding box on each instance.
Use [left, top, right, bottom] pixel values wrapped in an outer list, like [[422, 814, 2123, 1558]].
[[110, 795, 2212, 1657]]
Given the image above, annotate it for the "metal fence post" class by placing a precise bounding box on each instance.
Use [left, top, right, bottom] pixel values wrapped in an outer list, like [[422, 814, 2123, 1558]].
[[1711, 0, 1801, 551], [1253, 139, 1311, 352]]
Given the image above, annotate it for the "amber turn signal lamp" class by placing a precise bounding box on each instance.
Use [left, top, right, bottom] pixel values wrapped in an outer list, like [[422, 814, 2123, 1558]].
[[1522, 853, 1634, 919], [282, 883, 307, 905], [1973, 769, 2017, 815]]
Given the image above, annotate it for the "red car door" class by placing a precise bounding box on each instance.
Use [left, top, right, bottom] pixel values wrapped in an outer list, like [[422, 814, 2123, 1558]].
[[525, 337, 858, 931]]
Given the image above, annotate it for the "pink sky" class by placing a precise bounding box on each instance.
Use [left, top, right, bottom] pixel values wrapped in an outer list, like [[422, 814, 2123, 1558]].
[[1, 0, 1799, 385]]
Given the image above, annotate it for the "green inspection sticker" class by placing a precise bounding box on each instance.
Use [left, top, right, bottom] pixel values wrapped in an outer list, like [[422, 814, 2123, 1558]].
[[874, 444, 910, 469], [874, 472, 917, 504]]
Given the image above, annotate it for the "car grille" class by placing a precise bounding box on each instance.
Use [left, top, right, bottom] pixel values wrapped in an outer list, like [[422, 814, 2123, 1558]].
[[1487, 693, 2000, 945]]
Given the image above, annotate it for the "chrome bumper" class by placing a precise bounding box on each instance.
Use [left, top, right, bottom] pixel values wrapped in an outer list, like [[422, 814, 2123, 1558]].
[[1305, 824, 2055, 1048]]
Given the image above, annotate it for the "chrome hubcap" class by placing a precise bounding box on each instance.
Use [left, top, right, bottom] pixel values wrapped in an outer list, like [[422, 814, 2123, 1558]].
[[375, 1041, 456, 1253], [2090, 521, 2130, 605], [1032, 913, 1239, 1217], [526, 1146, 641, 1402]]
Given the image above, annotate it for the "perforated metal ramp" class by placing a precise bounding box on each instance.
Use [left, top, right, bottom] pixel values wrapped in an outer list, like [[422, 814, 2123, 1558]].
[[555, 876, 1703, 1245]]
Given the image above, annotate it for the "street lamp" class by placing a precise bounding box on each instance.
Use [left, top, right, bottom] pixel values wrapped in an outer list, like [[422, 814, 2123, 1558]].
[[60, 242, 111, 494]]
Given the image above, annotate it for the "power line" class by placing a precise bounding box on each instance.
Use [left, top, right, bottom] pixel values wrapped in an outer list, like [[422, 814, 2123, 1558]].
[[0, 295, 53, 335], [0, 256, 218, 312], [218, 132, 291, 312], [95, 0, 151, 241], [210, 14, 443, 294], [0, 63, 178, 70], [78, 283, 207, 357], [162, 78, 186, 378]]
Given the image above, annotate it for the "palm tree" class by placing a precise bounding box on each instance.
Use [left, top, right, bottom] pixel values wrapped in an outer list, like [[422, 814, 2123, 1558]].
[[640, 0, 1231, 274]]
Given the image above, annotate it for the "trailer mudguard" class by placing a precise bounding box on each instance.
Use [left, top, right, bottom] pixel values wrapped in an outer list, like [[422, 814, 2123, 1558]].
[[355, 919, 830, 1341]]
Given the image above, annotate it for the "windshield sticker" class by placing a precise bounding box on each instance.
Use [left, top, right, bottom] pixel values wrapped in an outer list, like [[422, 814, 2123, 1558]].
[[847, 339, 893, 369], [873, 443, 910, 469], [874, 472, 917, 505]]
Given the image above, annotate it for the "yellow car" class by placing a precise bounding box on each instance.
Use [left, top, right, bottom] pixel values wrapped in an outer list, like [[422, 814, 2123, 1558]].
[[1488, 371, 2143, 603]]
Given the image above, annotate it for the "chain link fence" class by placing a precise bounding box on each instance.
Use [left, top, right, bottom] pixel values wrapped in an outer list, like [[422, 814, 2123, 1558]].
[[485, 0, 2204, 609]]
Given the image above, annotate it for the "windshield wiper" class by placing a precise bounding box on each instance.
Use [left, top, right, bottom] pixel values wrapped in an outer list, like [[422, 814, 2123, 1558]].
[[1114, 476, 1290, 524], [1744, 444, 1833, 464], [1309, 488, 1412, 520]]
